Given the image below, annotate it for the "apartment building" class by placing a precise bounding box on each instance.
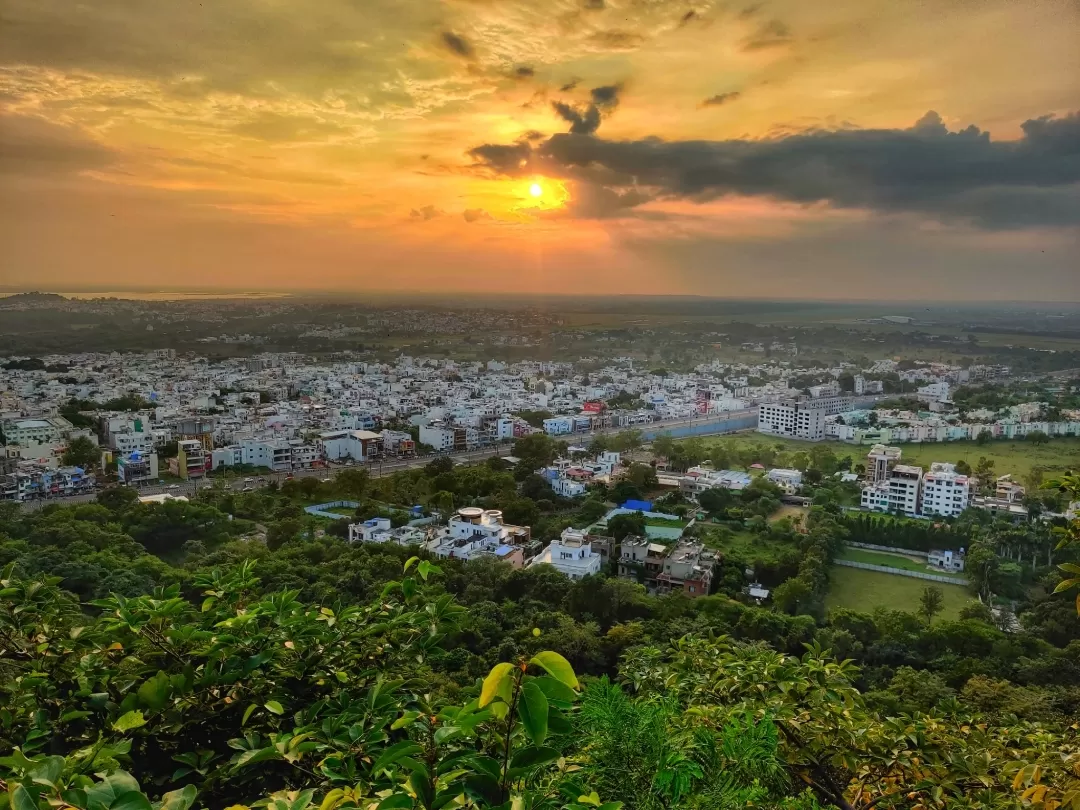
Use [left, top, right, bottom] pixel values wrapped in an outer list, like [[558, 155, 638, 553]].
[[920, 462, 970, 517], [758, 399, 828, 441], [1, 416, 73, 445], [861, 464, 923, 517], [867, 444, 902, 484], [176, 439, 207, 480], [528, 528, 602, 579], [618, 536, 668, 591], [117, 450, 159, 484]]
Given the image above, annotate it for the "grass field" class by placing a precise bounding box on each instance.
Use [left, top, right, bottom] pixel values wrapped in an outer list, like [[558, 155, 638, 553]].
[[701, 433, 1080, 481], [826, 566, 971, 619], [836, 547, 967, 580]]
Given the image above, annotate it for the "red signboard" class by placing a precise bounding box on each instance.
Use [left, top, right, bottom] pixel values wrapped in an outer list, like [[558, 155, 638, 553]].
[[583, 400, 605, 413]]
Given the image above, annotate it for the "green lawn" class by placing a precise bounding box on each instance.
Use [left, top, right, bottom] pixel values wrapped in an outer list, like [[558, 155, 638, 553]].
[[836, 548, 967, 581], [826, 566, 972, 619], [700, 433, 1080, 481]]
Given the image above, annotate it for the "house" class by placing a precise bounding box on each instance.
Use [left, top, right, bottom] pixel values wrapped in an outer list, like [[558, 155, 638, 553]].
[[766, 468, 802, 493], [347, 517, 428, 547], [618, 535, 668, 592], [927, 548, 965, 572], [655, 540, 716, 597], [920, 462, 970, 517], [528, 528, 602, 579], [426, 507, 532, 567]]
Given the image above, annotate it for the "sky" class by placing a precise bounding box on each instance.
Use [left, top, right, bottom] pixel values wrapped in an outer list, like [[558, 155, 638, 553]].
[[1, 0, 1079, 300]]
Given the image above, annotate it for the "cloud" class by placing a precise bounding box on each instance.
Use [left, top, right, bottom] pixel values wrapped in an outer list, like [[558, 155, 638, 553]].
[[559, 79, 580, 92], [552, 101, 602, 135], [0, 113, 116, 177], [513, 65, 535, 80], [582, 0, 605, 10], [741, 19, 792, 50], [463, 208, 490, 222], [701, 91, 741, 107], [410, 204, 442, 220], [590, 84, 622, 110], [587, 30, 645, 50], [469, 110, 1080, 228], [441, 31, 476, 60]]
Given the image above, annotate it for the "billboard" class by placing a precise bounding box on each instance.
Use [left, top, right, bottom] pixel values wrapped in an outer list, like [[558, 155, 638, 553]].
[[583, 400, 605, 413]]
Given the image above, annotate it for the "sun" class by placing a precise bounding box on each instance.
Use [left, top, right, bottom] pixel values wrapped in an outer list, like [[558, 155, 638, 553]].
[[529, 182, 543, 198]]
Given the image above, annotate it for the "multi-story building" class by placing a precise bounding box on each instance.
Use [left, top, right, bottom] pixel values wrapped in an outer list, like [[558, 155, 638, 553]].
[[861, 464, 923, 517], [920, 462, 970, 517], [176, 439, 206, 480], [528, 528, 602, 579], [1, 416, 73, 445], [656, 540, 716, 597], [321, 429, 384, 461], [117, 450, 159, 484], [927, 548, 965, 572], [867, 444, 902, 484], [758, 399, 828, 441], [618, 535, 668, 592], [426, 507, 532, 566]]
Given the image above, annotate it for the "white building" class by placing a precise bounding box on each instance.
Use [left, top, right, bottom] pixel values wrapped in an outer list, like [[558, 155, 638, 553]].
[[861, 464, 923, 517], [758, 399, 828, 441], [927, 548, 965, 572], [551, 477, 587, 498], [765, 468, 803, 493], [528, 528, 602, 579], [920, 462, 970, 517]]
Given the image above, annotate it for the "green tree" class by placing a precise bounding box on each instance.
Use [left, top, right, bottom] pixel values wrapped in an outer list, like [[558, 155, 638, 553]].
[[607, 511, 646, 541], [1026, 429, 1049, 446], [919, 585, 945, 625], [62, 435, 100, 469]]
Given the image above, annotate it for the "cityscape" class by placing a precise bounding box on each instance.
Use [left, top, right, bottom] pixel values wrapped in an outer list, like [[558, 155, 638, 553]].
[[3, 0, 1080, 806]]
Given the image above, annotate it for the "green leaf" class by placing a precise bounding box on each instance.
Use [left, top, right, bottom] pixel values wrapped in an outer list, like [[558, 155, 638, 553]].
[[112, 710, 147, 733], [509, 746, 559, 770], [1059, 562, 1080, 574], [136, 672, 172, 712], [518, 680, 549, 745], [528, 651, 578, 689], [264, 700, 284, 715], [1053, 578, 1080, 593], [242, 704, 258, 726], [376, 795, 413, 810], [10, 784, 38, 810], [372, 740, 423, 775], [533, 676, 577, 704], [479, 662, 514, 707], [110, 791, 153, 810], [404, 556, 420, 572], [235, 748, 283, 768]]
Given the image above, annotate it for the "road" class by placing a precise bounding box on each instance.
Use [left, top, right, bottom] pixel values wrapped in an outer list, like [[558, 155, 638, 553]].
[[17, 408, 761, 511]]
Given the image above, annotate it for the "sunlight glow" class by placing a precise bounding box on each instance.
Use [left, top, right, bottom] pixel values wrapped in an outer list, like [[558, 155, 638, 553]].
[[529, 182, 543, 198]]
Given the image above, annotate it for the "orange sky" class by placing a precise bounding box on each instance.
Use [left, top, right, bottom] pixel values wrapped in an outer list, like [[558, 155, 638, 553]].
[[1, 0, 1079, 300]]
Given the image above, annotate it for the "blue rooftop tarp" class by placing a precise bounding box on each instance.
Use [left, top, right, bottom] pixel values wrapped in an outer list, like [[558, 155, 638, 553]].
[[621, 499, 653, 512]]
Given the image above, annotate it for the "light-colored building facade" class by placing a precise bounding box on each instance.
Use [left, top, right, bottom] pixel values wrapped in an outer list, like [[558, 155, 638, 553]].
[[528, 528, 602, 579], [920, 462, 970, 517]]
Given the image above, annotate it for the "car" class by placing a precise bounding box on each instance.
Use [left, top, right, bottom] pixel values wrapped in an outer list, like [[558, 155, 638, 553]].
[[242, 486, 253, 492], [244, 477, 254, 483], [167, 484, 180, 490]]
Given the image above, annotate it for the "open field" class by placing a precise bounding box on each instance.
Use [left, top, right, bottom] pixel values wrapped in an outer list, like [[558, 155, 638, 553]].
[[700, 433, 1080, 480], [836, 548, 967, 580], [825, 566, 971, 619], [770, 504, 809, 523]]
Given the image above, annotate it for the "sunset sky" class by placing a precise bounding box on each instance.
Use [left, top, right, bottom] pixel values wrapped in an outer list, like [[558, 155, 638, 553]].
[[2, 0, 1078, 299]]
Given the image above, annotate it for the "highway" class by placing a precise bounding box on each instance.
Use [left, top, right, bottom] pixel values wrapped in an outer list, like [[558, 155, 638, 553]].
[[17, 408, 761, 511]]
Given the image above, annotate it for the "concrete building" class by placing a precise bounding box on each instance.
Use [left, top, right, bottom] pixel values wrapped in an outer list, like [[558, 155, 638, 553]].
[[618, 535, 668, 592], [426, 507, 532, 567], [867, 444, 902, 484], [656, 540, 715, 597], [920, 462, 970, 517], [117, 450, 159, 484], [528, 528, 602, 579], [758, 399, 828, 441], [928, 548, 965, 572], [1, 416, 73, 445], [861, 464, 923, 517], [765, 468, 803, 493], [176, 439, 207, 480]]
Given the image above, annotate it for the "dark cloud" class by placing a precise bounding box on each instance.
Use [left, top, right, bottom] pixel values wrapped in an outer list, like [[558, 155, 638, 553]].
[[441, 31, 475, 60], [463, 208, 490, 222], [559, 78, 581, 92], [590, 84, 622, 110], [582, 0, 605, 9], [679, 10, 697, 26], [701, 91, 741, 107], [742, 19, 792, 50], [552, 101, 602, 135], [587, 30, 645, 50], [520, 130, 546, 142], [513, 65, 536, 79], [410, 204, 442, 221], [469, 110, 1080, 228]]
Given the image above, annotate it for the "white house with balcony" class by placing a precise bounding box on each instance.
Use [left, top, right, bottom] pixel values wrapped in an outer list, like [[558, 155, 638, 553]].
[[527, 528, 602, 579]]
